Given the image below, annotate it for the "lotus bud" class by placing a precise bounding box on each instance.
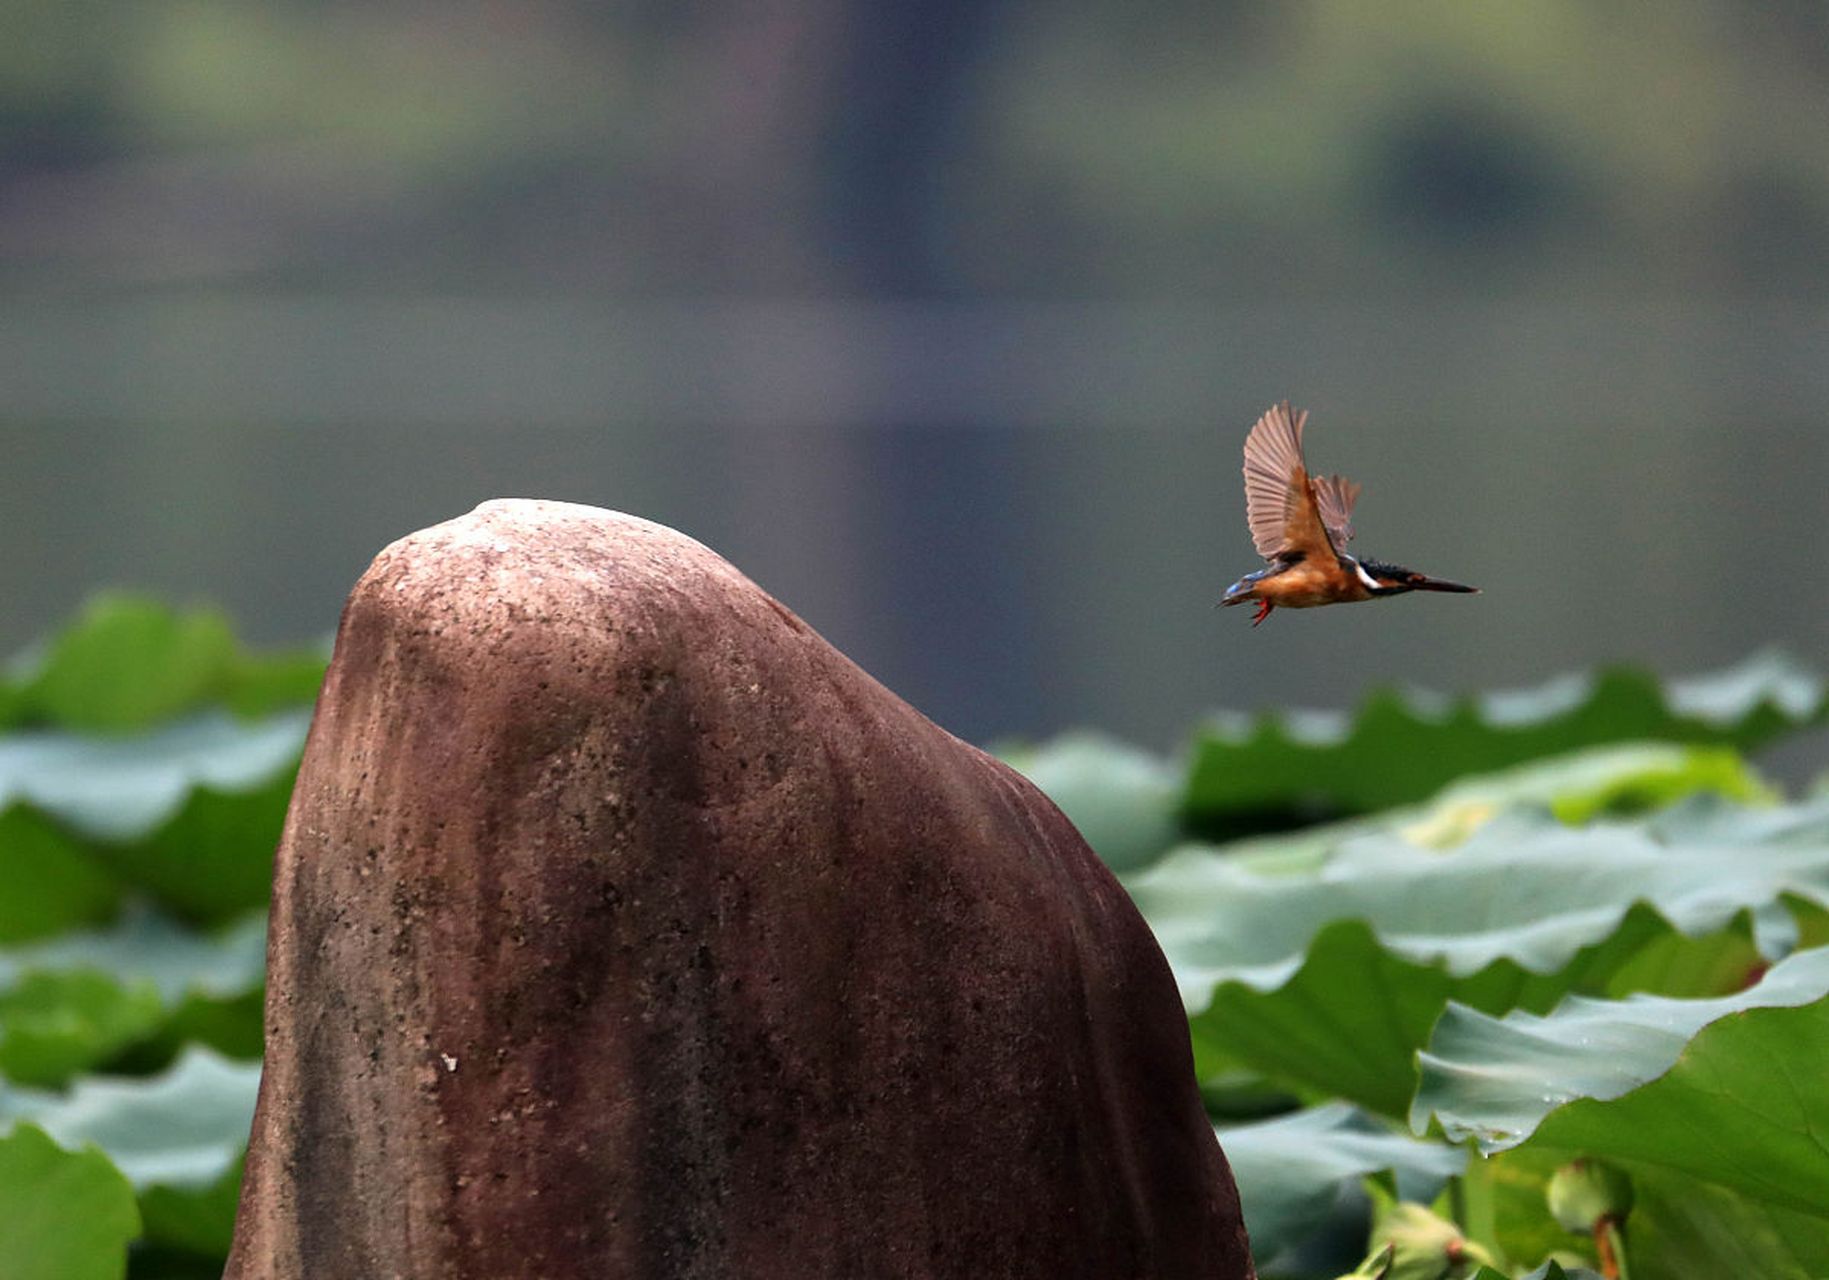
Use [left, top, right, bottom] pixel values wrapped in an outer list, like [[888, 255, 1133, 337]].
[[1372, 1202, 1496, 1280], [1547, 1158, 1634, 1234]]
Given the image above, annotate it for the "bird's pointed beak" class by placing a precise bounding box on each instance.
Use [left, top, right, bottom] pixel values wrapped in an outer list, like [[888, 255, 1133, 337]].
[[1413, 576, 1479, 593]]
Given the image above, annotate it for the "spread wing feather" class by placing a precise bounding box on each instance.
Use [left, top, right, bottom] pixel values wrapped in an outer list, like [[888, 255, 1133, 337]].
[[1242, 401, 1348, 563], [1312, 473, 1362, 547]]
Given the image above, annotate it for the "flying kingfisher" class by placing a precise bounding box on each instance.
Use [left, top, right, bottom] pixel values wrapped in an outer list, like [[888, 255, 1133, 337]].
[[1221, 401, 1478, 625]]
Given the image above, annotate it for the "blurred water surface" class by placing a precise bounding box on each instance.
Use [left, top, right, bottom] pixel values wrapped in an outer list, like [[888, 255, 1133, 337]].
[[5, 294, 1824, 748]]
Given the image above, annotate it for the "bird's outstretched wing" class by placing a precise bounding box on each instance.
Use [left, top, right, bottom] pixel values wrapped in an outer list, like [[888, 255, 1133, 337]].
[[1242, 402, 1354, 562], [1311, 473, 1362, 547]]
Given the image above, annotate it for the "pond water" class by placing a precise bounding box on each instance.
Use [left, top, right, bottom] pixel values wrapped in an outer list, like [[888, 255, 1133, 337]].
[[5, 296, 1825, 757]]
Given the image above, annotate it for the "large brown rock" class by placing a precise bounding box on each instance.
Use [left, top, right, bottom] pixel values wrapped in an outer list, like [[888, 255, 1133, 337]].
[[225, 499, 1253, 1279]]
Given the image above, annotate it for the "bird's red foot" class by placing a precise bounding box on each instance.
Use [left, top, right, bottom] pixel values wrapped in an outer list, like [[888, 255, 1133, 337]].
[[1251, 599, 1273, 627]]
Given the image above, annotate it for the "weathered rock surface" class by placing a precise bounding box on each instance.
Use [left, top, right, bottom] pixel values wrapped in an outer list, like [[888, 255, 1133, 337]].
[[225, 499, 1253, 1279]]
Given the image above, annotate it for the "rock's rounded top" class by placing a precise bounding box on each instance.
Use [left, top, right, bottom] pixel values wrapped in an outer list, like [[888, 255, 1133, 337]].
[[404, 499, 713, 566], [362, 498, 762, 628], [341, 499, 829, 715]]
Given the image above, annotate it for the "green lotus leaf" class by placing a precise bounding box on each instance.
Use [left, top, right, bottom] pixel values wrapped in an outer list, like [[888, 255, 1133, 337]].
[[1186, 744, 1776, 889], [5, 595, 327, 733], [1136, 800, 1829, 1114], [121, 986, 267, 1073], [1217, 1102, 1464, 1272], [0, 1047, 260, 1258], [0, 970, 166, 1087], [1184, 652, 1823, 830], [0, 910, 266, 1086], [0, 907, 267, 1006], [0, 805, 120, 943], [1624, 1163, 1829, 1279], [1401, 743, 1772, 848], [1012, 730, 1771, 877], [222, 648, 329, 719], [0, 710, 306, 921], [10, 595, 238, 734], [1413, 945, 1829, 1218], [1649, 791, 1829, 844], [0, 1121, 140, 1280], [1138, 803, 1826, 997], [1196, 908, 1754, 1120], [0, 710, 309, 845], [1419, 958, 1829, 1272], [1000, 732, 1182, 871], [85, 762, 297, 923], [137, 1152, 246, 1261]]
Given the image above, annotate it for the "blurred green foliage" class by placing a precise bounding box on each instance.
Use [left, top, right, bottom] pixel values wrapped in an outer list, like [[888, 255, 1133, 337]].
[[1, 593, 326, 733], [7, 4, 1829, 293], [0, 1122, 140, 1280], [1005, 655, 1823, 859], [0, 600, 311, 1278], [1011, 667, 1829, 1276]]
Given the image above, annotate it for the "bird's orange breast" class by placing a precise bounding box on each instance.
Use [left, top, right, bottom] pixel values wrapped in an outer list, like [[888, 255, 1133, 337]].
[[1252, 558, 1371, 608]]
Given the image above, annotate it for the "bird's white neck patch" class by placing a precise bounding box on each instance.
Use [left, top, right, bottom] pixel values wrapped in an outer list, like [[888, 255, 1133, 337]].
[[1354, 561, 1382, 591]]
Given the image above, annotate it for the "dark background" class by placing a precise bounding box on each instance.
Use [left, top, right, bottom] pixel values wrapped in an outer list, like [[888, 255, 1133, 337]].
[[5, 3, 1826, 748]]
